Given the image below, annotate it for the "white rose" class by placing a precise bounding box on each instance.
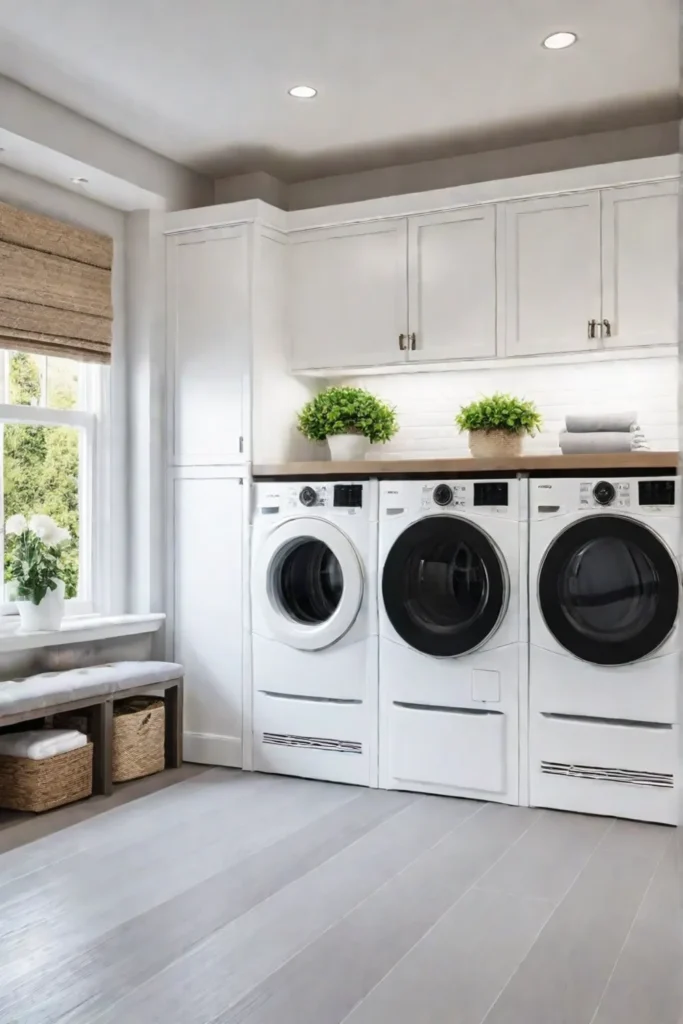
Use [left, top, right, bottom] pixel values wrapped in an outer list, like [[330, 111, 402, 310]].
[[29, 514, 60, 545], [50, 526, 71, 547], [4, 514, 27, 536]]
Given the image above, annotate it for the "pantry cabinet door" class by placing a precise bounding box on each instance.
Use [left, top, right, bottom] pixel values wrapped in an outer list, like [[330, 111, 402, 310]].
[[288, 220, 408, 370], [503, 192, 602, 356], [601, 180, 678, 348], [408, 206, 497, 361], [167, 226, 249, 465]]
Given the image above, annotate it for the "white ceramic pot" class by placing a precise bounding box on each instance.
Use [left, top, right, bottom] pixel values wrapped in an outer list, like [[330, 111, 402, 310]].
[[468, 430, 524, 459], [16, 579, 66, 632], [327, 434, 370, 461]]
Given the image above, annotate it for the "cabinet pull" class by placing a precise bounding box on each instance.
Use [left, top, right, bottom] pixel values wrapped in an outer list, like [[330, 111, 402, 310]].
[[398, 333, 407, 351], [602, 319, 612, 338], [587, 319, 597, 339], [410, 332, 417, 351]]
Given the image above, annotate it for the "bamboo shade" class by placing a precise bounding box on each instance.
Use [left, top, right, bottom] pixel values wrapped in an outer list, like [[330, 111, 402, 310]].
[[0, 201, 113, 364]]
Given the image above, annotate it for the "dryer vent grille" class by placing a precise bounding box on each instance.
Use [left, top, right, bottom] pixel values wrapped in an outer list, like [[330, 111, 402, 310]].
[[263, 732, 362, 755], [541, 760, 673, 789]]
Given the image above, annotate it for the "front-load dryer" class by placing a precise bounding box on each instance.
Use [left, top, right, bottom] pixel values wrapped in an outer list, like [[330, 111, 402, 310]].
[[251, 479, 378, 786], [378, 477, 526, 804], [528, 476, 681, 825]]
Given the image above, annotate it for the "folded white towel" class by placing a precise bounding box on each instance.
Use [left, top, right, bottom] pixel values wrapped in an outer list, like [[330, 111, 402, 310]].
[[559, 431, 635, 454], [0, 729, 87, 760], [565, 412, 637, 433]]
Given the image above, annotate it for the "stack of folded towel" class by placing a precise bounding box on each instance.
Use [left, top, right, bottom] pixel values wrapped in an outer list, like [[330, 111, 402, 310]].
[[559, 412, 650, 454], [0, 729, 87, 760]]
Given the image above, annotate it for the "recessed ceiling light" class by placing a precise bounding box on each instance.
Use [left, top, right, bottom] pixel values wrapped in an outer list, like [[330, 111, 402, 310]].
[[288, 85, 317, 99], [542, 31, 577, 49], [70, 176, 89, 184]]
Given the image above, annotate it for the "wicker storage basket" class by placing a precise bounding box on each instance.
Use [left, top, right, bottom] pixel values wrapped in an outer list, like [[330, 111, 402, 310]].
[[468, 430, 524, 458], [112, 698, 165, 783], [0, 742, 93, 813]]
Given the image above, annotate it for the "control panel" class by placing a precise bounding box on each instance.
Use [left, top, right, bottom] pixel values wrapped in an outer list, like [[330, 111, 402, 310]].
[[533, 477, 678, 516], [254, 481, 366, 517], [420, 480, 509, 513]]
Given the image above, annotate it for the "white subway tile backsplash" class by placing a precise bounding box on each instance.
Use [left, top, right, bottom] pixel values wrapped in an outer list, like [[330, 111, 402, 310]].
[[347, 355, 678, 458]]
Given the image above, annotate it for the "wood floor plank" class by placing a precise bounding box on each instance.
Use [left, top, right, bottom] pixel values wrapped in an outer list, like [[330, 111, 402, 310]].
[[477, 809, 611, 903], [0, 774, 360, 994], [0, 789, 413, 1024], [591, 837, 683, 1024], [0, 766, 244, 888], [211, 804, 538, 1024], [480, 820, 671, 1024], [92, 794, 485, 1024], [342, 887, 554, 1024]]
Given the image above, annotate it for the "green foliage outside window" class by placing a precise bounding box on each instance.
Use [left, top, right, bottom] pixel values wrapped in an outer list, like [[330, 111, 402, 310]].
[[3, 353, 80, 598]]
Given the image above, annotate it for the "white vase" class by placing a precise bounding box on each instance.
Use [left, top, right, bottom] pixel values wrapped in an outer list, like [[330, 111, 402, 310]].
[[327, 434, 370, 461], [16, 579, 66, 632]]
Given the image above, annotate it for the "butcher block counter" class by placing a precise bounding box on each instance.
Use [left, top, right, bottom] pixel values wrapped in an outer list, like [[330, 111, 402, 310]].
[[253, 451, 678, 479]]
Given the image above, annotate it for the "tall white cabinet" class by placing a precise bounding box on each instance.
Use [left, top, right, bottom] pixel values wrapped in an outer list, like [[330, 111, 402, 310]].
[[165, 221, 253, 768]]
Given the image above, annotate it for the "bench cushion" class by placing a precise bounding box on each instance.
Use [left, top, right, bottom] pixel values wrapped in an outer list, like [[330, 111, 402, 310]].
[[0, 661, 183, 717]]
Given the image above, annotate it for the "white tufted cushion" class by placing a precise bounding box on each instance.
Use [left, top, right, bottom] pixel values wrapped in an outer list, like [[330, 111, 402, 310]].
[[0, 661, 183, 717]]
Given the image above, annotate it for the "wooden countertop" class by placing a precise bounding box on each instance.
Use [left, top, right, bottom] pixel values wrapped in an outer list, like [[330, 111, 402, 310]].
[[253, 451, 679, 478]]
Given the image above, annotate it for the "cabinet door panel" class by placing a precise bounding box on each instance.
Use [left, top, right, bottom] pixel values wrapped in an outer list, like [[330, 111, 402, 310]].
[[173, 470, 243, 766], [167, 227, 248, 465], [504, 192, 602, 356], [601, 181, 678, 348], [408, 207, 497, 361], [289, 220, 408, 370]]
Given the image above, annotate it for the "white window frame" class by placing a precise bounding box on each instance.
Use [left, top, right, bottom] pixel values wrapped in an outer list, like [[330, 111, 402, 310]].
[[0, 354, 105, 618]]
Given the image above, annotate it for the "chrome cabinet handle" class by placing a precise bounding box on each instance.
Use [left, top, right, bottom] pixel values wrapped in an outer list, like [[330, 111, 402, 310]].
[[587, 319, 597, 339], [602, 319, 612, 338], [410, 332, 417, 351], [398, 333, 407, 351]]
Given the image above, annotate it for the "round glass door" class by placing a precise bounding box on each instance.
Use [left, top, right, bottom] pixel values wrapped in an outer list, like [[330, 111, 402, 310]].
[[538, 515, 679, 665], [382, 516, 508, 656], [257, 518, 364, 651]]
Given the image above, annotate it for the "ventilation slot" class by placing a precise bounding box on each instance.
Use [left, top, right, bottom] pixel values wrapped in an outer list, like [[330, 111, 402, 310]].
[[541, 761, 674, 789], [263, 732, 362, 755]]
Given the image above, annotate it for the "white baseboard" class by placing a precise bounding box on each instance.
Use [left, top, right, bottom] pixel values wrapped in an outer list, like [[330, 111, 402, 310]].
[[183, 732, 242, 767]]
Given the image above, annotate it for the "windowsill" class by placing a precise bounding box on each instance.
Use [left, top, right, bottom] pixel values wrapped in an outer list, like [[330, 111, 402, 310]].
[[0, 613, 165, 653]]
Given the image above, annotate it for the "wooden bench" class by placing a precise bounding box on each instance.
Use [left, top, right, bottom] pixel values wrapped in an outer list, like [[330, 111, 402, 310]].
[[0, 661, 184, 797]]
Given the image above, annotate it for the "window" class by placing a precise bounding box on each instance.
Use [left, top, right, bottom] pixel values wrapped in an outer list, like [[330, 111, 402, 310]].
[[0, 350, 102, 615]]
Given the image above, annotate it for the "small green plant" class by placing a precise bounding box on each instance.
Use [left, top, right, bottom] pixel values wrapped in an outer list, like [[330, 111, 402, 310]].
[[4, 514, 70, 605], [297, 386, 398, 444], [455, 393, 542, 436]]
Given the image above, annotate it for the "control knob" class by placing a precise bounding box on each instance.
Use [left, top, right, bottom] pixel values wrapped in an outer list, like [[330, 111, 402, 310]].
[[299, 486, 317, 507], [433, 484, 453, 507], [593, 480, 616, 506]]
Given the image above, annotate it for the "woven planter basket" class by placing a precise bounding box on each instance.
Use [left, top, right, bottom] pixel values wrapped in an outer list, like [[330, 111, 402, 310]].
[[112, 698, 165, 783], [468, 430, 524, 458], [0, 742, 93, 813]]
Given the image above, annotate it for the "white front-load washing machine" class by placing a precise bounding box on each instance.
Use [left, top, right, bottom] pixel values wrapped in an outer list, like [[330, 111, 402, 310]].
[[378, 477, 526, 804], [251, 479, 378, 786], [529, 475, 681, 825]]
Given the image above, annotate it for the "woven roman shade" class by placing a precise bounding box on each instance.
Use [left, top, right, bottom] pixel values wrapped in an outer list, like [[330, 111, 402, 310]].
[[0, 201, 113, 364]]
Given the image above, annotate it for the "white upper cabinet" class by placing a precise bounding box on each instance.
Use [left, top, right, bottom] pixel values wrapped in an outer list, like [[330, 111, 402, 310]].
[[601, 180, 678, 348], [503, 192, 603, 356], [288, 220, 408, 370], [408, 207, 497, 362], [167, 226, 249, 465]]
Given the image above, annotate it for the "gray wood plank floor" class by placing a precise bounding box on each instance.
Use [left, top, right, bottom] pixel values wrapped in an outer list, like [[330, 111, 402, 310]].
[[0, 769, 679, 1024]]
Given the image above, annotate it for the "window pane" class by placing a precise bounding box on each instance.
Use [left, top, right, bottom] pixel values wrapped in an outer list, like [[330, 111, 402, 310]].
[[3, 423, 81, 599], [7, 351, 44, 406], [47, 356, 80, 410]]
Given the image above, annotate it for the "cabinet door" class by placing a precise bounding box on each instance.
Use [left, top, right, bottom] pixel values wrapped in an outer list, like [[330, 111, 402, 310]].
[[408, 207, 497, 361], [289, 220, 408, 370], [167, 226, 248, 465], [601, 180, 678, 348], [504, 192, 602, 356], [172, 468, 244, 766]]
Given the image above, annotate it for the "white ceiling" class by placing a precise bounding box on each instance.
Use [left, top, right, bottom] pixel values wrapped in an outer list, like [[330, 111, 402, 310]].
[[0, 0, 677, 181]]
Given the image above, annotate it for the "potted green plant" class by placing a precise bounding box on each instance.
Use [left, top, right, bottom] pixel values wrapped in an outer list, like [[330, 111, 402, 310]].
[[4, 513, 71, 631], [297, 385, 398, 460], [455, 393, 542, 458]]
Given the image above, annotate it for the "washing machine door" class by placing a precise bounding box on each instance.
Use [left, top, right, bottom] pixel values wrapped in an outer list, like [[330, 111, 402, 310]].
[[255, 518, 364, 651], [382, 515, 508, 656], [538, 515, 679, 665]]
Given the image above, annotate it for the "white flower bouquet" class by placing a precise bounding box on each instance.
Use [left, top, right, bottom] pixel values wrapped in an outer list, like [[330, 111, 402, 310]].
[[4, 514, 71, 626]]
